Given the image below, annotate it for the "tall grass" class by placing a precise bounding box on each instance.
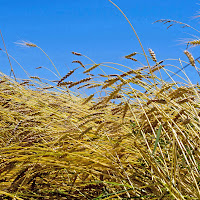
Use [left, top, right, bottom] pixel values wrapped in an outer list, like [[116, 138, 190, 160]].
[[0, 1, 200, 199]]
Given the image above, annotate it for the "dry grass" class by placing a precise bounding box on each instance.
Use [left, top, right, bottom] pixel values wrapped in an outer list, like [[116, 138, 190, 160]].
[[1, 49, 200, 199], [0, 2, 200, 200]]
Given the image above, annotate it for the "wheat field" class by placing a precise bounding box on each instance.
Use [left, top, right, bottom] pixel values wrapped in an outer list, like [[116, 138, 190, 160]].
[[0, 1, 200, 199]]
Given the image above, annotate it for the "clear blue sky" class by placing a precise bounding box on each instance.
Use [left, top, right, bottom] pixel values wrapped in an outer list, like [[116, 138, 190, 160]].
[[0, 0, 200, 83]]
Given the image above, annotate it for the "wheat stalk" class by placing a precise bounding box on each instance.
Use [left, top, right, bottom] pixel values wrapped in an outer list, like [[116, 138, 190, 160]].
[[57, 68, 77, 86], [82, 94, 95, 105], [102, 78, 119, 89], [72, 51, 82, 56], [187, 39, 200, 48], [124, 52, 137, 59], [148, 48, 157, 63], [68, 77, 92, 88], [83, 64, 100, 74], [184, 50, 196, 67], [72, 60, 85, 68]]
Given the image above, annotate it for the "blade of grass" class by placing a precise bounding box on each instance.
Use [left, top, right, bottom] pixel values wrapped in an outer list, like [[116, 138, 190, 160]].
[[153, 125, 162, 155]]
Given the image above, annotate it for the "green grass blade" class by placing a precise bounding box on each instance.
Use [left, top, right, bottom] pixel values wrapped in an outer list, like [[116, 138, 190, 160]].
[[153, 125, 162, 155]]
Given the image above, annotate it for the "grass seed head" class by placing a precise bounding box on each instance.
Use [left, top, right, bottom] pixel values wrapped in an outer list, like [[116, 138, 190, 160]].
[[30, 76, 41, 81], [148, 48, 157, 62], [16, 40, 37, 47], [72, 51, 82, 56], [83, 64, 100, 74], [72, 60, 85, 68], [77, 83, 91, 89], [57, 69, 77, 85], [127, 57, 138, 61], [187, 39, 200, 48], [184, 50, 196, 67], [82, 94, 95, 105], [124, 52, 137, 59], [68, 77, 92, 88], [102, 77, 119, 89]]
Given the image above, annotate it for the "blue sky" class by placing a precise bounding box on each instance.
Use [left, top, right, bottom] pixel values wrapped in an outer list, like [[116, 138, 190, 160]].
[[0, 0, 200, 83]]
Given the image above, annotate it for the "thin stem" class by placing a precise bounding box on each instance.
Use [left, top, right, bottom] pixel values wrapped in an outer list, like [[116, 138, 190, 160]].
[[37, 46, 61, 78], [108, 0, 150, 68], [0, 30, 16, 81], [1, 50, 30, 78], [108, 0, 156, 87]]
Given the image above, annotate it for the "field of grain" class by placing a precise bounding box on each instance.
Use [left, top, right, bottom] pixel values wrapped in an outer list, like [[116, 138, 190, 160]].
[[0, 1, 200, 199]]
